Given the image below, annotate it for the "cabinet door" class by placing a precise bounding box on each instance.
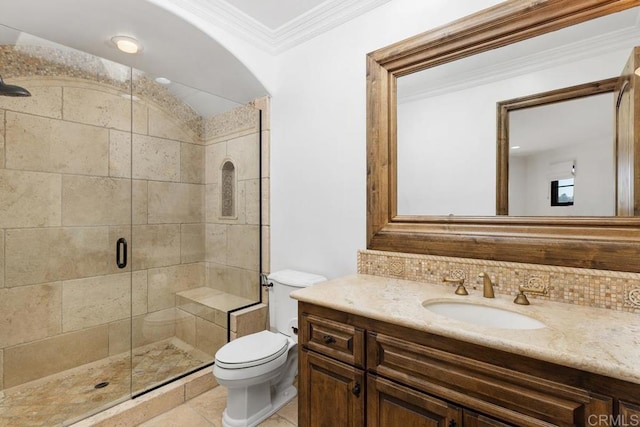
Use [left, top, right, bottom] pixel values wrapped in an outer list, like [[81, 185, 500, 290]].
[[619, 401, 640, 427], [299, 349, 365, 427], [367, 375, 462, 427]]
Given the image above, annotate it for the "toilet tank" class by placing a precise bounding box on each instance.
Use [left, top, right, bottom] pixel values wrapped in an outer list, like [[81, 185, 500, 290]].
[[267, 270, 327, 336]]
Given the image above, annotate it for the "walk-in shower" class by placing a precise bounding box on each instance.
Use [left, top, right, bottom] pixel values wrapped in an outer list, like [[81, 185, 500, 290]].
[[0, 24, 263, 426]]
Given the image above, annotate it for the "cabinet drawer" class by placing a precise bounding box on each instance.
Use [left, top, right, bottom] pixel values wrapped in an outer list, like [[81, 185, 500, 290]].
[[368, 332, 611, 427], [300, 313, 365, 367]]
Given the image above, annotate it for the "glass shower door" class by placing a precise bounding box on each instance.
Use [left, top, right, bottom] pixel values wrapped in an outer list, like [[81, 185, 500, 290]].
[[129, 71, 226, 395], [129, 71, 263, 395], [0, 26, 134, 425]]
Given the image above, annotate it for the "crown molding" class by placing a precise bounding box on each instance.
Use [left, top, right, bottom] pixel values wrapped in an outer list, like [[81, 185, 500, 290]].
[[170, 0, 390, 55], [399, 24, 640, 104], [270, 0, 391, 53]]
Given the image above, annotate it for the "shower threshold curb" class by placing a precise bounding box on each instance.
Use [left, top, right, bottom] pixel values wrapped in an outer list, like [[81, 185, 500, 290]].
[[71, 367, 217, 427]]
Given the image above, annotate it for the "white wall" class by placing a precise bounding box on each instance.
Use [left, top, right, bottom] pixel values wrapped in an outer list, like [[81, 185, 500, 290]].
[[397, 84, 497, 216], [509, 141, 615, 216], [509, 156, 528, 214], [268, 0, 506, 279]]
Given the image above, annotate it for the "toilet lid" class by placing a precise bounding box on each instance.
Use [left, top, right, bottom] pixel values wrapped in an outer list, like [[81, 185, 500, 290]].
[[215, 330, 289, 369]]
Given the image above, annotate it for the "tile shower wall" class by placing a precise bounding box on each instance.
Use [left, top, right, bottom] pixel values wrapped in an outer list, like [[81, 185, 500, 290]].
[[0, 67, 267, 391], [0, 76, 136, 390], [203, 103, 263, 303], [358, 250, 640, 313]]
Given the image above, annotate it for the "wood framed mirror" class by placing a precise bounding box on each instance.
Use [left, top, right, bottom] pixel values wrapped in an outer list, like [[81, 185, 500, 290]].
[[366, 0, 640, 273]]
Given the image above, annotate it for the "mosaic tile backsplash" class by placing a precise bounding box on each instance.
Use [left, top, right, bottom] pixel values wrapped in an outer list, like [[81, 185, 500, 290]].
[[358, 250, 640, 313]]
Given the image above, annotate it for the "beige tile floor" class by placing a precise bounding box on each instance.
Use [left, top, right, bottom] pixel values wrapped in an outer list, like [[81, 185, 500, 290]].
[[139, 386, 298, 427]]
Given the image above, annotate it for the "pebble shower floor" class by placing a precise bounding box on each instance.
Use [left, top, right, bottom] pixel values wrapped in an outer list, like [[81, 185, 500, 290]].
[[0, 339, 210, 427]]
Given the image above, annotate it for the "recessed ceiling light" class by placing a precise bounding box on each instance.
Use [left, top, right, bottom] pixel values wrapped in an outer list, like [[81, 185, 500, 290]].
[[155, 77, 171, 85], [511, 146, 521, 150], [112, 36, 142, 54]]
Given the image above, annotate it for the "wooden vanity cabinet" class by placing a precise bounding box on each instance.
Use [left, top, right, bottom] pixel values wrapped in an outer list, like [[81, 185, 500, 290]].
[[298, 302, 640, 427], [298, 313, 366, 426]]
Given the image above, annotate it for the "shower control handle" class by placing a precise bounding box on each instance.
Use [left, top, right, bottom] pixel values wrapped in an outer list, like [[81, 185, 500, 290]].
[[116, 238, 128, 269]]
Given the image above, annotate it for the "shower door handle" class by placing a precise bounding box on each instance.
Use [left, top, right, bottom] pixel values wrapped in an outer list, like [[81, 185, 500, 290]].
[[116, 238, 128, 269]]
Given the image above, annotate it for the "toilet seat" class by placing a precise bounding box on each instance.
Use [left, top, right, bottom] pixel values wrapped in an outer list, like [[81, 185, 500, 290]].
[[215, 330, 289, 370]]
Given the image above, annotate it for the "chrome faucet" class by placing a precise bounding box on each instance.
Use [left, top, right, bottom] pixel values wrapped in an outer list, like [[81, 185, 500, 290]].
[[478, 272, 495, 298]]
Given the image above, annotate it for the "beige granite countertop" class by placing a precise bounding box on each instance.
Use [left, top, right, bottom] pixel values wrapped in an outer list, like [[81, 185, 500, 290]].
[[290, 274, 640, 385]]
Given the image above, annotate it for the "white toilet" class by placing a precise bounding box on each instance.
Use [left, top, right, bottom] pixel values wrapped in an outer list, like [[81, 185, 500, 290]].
[[213, 269, 327, 427]]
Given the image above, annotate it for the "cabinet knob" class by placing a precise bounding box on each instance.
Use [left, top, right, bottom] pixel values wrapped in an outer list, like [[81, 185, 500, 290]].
[[448, 420, 457, 427], [352, 382, 361, 397], [323, 335, 336, 344]]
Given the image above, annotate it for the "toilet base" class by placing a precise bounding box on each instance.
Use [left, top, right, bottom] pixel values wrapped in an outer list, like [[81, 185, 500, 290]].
[[221, 384, 297, 427]]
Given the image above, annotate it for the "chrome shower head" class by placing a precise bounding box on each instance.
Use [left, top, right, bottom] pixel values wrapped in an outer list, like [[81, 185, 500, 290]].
[[0, 75, 31, 97]]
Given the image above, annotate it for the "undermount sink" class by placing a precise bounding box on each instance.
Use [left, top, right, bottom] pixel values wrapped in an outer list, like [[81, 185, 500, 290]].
[[422, 300, 546, 330]]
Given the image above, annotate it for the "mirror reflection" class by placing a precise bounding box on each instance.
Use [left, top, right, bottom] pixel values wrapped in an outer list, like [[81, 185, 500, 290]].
[[396, 6, 640, 216], [508, 92, 615, 216]]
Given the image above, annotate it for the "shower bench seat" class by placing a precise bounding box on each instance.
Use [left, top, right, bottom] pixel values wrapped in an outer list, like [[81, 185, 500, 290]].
[[176, 287, 255, 329]]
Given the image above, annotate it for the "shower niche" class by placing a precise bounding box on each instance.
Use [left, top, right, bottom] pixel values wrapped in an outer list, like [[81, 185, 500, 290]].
[[221, 160, 237, 218], [0, 26, 264, 426]]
